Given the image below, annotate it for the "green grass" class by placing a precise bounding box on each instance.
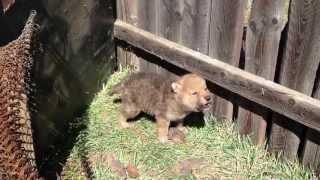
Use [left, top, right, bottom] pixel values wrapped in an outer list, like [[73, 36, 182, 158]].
[[62, 68, 315, 180]]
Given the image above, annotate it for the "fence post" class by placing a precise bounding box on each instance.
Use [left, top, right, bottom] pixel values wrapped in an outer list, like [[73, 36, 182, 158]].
[[208, 0, 246, 121], [237, 0, 288, 145]]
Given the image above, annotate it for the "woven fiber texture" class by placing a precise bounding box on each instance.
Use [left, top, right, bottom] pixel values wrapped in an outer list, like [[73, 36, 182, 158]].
[[0, 10, 42, 179]]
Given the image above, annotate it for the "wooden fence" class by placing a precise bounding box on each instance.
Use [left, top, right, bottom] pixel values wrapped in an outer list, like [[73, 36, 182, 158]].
[[114, 0, 320, 171]]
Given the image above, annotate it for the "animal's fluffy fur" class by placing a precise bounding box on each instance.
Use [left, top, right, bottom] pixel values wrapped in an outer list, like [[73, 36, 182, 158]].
[[110, 72, 212, 143]]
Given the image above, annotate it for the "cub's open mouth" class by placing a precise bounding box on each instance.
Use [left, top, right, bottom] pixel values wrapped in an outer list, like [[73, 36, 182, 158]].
[[198, 102, 212, 112]]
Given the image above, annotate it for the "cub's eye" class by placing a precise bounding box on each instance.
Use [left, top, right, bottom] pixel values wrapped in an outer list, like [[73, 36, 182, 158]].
[[191, 92, 198, 95]]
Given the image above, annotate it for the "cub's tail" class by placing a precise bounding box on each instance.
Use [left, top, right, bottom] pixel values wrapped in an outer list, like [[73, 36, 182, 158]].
[[108, 82, 123, 96]]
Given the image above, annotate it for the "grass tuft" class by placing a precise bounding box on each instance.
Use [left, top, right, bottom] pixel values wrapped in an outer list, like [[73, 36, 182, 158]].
[[62, 68, 315, 179]]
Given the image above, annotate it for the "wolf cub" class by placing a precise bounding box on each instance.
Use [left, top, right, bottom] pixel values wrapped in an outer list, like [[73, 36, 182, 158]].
[[109, 72, 212, 143]]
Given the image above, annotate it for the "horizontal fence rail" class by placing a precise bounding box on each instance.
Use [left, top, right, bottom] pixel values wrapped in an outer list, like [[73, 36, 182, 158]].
[[114, 20, 320, 132]]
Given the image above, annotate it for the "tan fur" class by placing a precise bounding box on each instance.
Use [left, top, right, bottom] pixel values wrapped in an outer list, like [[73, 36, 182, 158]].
[[110, 72, 212, 143]]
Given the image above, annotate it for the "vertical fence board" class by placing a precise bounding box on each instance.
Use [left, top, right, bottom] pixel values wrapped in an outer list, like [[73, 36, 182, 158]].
[[158, 0, 183, 42], [135, 0, 158, 72], [269, 0, 320, 160], [137, 0, 157, 33], [303, 74, 320, 169], [116, 0, 127, 68], [116, 0, 141, 70], [155, 0, 184, 75], [301, 0, 320, 168], [208, 0, 246, 120], [237, 0, 287, 145], [303, 131, 320, 170], [180, 0, 211, 54]]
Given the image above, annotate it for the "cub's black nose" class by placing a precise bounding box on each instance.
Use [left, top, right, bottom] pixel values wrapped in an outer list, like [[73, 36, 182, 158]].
[[205, 95, 211, 101]]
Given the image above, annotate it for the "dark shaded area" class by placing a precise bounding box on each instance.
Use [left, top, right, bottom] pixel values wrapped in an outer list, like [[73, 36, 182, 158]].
[[0, 0, 116, 179], [304, 129, 320, 150], [273, 22, 289, 84], [229, 89, 272, 136], [206, 81, 239, 121], [270, 113, 306, 158], [0, 0, 43, 46], [119, 108, 206, 130], [312, 63, 320, 98], [183, 112, 205, 128], [238, 26, 247, 70]]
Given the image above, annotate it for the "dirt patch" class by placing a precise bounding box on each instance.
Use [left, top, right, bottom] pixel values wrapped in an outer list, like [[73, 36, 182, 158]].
[[174, 158, 207, 176], [90, 152, 127, 178], [126, 163, 140, 178]]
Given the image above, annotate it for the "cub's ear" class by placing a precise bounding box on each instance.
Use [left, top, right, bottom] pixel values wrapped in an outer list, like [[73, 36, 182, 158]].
[[171, 82, 181, 93]]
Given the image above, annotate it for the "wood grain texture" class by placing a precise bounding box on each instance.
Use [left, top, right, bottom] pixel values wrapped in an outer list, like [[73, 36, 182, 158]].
[[157, 0, 183, 42], [208, 0, 246, 120], [118, 0, 160, 71], [180, 0, 211, 54], [116, 0, 126, 68], [116, 0, 140, 70], [134, 0, 158, 72], [237, 0, 287, 145], [154, 0, 184, 75], [269, 0, 320, 160], [136, 0, 157, 33], [114, 20, 320, 132]]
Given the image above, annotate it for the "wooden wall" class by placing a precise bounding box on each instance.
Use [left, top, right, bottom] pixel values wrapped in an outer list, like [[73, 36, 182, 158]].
[[115, 0, 320, 171]]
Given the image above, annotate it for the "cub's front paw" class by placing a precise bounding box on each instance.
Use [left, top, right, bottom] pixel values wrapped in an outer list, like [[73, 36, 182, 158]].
[[119, 121, 134, 129], [158, 136, 169, 143], [177, 126, 188, 134]]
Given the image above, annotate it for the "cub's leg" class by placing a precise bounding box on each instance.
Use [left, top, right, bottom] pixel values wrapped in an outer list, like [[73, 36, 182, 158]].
[[156, 116, 170, 143], [177, 120, 188, 133], [118, 103, 140, 128]]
